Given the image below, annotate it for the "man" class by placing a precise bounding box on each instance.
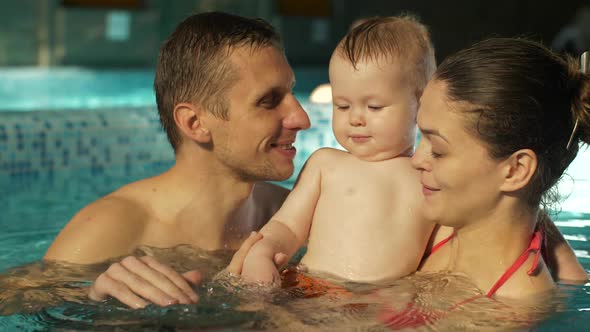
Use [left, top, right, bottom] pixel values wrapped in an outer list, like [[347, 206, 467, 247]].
[[44, 12, 310, 308]]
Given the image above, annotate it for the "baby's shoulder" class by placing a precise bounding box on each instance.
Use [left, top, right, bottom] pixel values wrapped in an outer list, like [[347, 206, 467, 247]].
[[311, 147, 348, 158], [390, 157, 420, 180], [307, 147, 350, 165], [387, 158, 422, 198]]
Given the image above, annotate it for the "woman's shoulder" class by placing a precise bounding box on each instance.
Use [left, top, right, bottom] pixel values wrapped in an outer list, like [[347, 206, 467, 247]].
[[492, 256, 555, 300]]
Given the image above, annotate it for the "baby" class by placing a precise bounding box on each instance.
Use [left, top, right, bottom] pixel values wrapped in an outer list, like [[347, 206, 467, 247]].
[[240, 16, 437, 284]]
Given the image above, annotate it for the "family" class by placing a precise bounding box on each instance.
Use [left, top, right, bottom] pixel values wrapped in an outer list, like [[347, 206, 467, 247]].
[[44, 11, 589, 315]]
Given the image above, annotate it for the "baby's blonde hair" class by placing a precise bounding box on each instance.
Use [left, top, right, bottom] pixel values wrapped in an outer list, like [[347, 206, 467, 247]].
[[336, 15, 436, 94]]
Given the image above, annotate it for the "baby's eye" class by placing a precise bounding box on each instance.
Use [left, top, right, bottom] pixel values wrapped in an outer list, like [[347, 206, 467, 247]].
[[431, 151, 442, 159], [335, 105, 350, 110], [368, 105, 383, 111]]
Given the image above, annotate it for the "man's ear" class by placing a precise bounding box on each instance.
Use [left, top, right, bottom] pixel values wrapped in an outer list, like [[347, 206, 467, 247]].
[[499, 149, 538, 192], [173, 102, 211, 143]]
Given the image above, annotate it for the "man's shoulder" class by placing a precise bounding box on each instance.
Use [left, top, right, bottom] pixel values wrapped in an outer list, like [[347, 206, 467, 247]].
[[67, 194, 147, 237], [91, 191, 150, 220], [44, 185, 151, 263], [94, 179, 155, 220]]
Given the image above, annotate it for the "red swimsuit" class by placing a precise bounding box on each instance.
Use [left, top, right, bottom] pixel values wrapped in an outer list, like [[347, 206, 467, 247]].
[[379, 231, 543, 330]]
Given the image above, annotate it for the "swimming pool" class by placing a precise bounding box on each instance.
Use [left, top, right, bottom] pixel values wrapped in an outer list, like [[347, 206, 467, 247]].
[[0, 68, 589, 330]]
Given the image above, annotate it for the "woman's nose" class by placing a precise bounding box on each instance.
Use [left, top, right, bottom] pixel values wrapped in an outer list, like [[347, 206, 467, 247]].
[[411, 141, 429, 171]]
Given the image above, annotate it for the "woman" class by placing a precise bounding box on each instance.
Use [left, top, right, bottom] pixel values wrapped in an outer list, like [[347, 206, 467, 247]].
[[377, 37, 589, 330], [412, 38, 589, 298]]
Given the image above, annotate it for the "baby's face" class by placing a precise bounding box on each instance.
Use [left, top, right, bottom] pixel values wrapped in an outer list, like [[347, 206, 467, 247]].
[[329, 54, 417, 161]]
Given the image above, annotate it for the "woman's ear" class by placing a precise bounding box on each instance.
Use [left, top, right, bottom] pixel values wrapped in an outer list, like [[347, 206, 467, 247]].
[[499, 149, 538, 192], [173, 102, 212, 143]]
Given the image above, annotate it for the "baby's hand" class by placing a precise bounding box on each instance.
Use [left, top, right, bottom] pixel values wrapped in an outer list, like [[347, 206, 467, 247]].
[[225, 232, 288, 287], [241, 253, 282, 286]]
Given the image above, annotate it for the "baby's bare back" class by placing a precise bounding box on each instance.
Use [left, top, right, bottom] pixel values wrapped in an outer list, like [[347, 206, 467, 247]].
[[300, 149, 432, 283]]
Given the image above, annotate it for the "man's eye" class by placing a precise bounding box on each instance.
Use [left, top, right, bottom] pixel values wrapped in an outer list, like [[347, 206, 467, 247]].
[[260, 95, 280, 108]]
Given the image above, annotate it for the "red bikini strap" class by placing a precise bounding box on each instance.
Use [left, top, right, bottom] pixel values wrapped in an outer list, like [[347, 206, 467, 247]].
[[429, 231, 455, 255], [486, 231, 543, 298]]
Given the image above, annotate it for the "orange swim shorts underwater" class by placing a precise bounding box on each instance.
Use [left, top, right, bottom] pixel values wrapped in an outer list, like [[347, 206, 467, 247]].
[[280, 269, 353, 299]]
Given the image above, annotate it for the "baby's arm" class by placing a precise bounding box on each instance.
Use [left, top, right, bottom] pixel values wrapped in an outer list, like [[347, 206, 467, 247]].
[[240, 222, 300, 285], [240, 151, 324, 284]]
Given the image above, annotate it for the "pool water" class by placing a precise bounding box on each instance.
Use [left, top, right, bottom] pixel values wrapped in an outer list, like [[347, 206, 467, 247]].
[[0, 68, 589, 331]]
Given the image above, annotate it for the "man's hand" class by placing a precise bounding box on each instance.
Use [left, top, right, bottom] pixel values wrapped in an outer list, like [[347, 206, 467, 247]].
[[88, 232, 287, 308], [88, 255, 201, 309]]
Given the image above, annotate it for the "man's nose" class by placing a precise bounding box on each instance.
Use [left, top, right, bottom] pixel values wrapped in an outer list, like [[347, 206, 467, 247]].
[[284, 94, 311, 130]]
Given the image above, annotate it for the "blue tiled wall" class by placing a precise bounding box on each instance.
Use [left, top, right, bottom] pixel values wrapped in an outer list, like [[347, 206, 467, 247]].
[[0, 103, 341, 188], [0, 107, 174, 186]]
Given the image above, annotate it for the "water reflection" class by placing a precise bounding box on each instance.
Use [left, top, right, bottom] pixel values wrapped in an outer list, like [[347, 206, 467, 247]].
[[0, 245, 573, 331]]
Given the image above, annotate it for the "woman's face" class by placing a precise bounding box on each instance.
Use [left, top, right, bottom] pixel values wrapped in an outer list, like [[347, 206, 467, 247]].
[[411, 80, 507, 228]]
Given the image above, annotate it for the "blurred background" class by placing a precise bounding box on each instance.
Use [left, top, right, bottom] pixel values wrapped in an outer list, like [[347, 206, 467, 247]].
[[1, 0, 590, 270], [0, 0, 589, 68], [1, 3, 590, 330]]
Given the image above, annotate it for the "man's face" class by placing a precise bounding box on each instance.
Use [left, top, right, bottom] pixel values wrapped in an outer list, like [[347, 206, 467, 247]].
[[207, 46, 311, 182]]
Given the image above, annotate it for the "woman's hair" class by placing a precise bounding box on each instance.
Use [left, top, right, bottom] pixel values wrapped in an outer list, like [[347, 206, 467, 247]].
[[435, 38, 590, 207]]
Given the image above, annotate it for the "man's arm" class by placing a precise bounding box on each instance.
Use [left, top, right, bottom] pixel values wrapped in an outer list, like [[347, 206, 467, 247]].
[[240, 149, 324, 284], [39, 195, 198, 309], [538, 210, 588, 281], [44, 195, 146, 264]]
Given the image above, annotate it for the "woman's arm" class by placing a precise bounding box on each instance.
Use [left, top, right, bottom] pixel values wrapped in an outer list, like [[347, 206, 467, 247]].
[[537, 210, 588, 281]]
